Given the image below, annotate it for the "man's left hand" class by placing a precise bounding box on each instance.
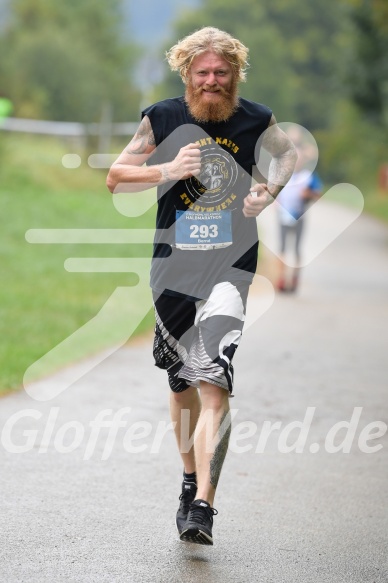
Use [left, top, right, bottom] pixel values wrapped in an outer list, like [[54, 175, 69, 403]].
[[242, 183, 274, 218]]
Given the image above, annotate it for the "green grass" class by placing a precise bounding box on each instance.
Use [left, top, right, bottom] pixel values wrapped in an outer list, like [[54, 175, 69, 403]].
[[0, 133, 156, 395], [319, 180, 388, 224], [362, 191, 388, 224]]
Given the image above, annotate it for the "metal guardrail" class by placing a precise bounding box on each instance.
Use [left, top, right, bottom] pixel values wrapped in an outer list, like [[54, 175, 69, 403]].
[[0, 117, 139, 136]]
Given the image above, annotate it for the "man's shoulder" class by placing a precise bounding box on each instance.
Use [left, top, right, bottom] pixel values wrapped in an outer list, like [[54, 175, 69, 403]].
[[143, 96, 184, 117], [238, 97, 272, 118]]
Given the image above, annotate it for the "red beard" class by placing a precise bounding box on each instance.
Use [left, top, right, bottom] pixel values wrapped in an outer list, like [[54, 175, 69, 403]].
[[185, 79, 239, 123]]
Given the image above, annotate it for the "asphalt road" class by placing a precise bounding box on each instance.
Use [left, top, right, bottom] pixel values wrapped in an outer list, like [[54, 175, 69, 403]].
[[1, 199, 387, 583]]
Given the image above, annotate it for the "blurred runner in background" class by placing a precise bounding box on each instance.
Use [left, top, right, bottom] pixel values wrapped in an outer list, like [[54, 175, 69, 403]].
[[276, 128, 322, 292]]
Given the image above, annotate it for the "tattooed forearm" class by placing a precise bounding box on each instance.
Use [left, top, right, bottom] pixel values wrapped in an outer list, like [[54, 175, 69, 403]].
[[126, 116, 155, 155], [160, 164, 170, 182], [267, 149, 297, 198], [263, 115, 297, 199], [210, 410, 232, 489]]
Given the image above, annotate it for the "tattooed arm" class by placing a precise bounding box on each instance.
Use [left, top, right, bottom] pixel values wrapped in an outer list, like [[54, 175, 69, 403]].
[[243, 114, 297, 218], [106, 116, 159, 193], [106, 115, 201, 193], [264, 115, 297, 198]]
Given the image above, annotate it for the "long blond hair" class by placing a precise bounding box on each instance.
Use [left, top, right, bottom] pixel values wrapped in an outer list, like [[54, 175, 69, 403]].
[[166, 27, 249, 84]]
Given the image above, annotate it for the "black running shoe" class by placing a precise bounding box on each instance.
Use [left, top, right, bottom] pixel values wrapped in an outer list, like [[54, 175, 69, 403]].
[[176, 482, 197, 535], [180, 499, 218, 545]]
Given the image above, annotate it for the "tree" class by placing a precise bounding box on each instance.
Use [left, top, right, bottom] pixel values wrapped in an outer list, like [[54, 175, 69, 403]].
[[344, 0, 388, 128], [0, 0, 141, 122]]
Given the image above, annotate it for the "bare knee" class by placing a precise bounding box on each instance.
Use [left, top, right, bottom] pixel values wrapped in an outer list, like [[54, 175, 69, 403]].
[[200, 382, 229, 411], [170, 386, 198, 405]]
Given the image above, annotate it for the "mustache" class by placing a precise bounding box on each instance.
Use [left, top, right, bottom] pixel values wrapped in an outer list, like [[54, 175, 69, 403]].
[[193, 85, 230, 97]]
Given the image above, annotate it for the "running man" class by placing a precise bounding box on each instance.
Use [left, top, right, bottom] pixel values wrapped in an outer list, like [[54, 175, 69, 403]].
[[107, 27, 297, 545]]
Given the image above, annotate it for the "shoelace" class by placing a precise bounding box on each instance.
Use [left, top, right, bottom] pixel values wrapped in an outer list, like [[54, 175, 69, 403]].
[[179, 486, 197, 514], [188, 503, 218, 526]]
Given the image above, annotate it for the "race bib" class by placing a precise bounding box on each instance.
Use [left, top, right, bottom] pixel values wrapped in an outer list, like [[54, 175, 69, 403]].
[[175, 210, 233, 250]]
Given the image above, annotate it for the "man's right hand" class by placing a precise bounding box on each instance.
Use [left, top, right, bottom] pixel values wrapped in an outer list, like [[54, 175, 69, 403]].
[[160, 143, 201, 182]]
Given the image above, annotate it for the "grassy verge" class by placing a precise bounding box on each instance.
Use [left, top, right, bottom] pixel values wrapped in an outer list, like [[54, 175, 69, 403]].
[[322, 180, 388, 224], [362, 191, 388, 224], [0, 133, 156, 395]]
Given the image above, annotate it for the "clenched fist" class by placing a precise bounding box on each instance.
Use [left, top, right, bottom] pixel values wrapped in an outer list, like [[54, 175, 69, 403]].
[[160, 143, 201, 182], [243, 183, 274, 218]]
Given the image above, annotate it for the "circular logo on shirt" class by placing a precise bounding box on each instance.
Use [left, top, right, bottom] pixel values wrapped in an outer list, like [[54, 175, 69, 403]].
[[185, 146, 239, 206]]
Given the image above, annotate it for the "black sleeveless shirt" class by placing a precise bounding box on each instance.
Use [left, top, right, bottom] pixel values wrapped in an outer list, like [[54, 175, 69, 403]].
[[142, 96, 272, 300]]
